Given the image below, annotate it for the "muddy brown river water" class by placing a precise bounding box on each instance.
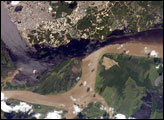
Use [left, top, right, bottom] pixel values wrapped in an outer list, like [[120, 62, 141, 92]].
[[1, 1, 163, 119]]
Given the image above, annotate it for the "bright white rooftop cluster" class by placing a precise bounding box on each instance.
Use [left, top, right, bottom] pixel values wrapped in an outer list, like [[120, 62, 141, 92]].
[[45, 110, 63, 119], [11, 1, 20, 6]]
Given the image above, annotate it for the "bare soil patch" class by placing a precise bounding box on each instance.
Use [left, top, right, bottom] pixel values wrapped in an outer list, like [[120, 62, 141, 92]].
[[102, 57, 119, 70]]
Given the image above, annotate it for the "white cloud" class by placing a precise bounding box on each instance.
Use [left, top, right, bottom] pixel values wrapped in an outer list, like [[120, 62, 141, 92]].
[[114, 113, 136, 119], [150, 50, 158, 57], [1, 101, 13, 113], [33, 70, 37, 74], [11, 1, 20, 6], [100, 116, 103, 119], [12, 102, 33, 113], [115, 114, 126, 119], [1, 92, 33, 114], [73, 105, 81, 114], [48, 7, 53, 11], [1, 92, 64, 119], [76, 77, 80, 81], [33, 113, 41, 119], [1, 92, 7, 101], [156, 65, 160, 69], [45, 110, 63, 119]]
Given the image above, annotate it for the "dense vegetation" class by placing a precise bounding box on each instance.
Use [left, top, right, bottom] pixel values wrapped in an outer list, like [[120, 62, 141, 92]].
[[3, 58, 82, 95], [75, 102, 110, 119], [76, 1, 163, 40], [95, 53, 163, 118], [50, 1, 77, 18], [1, 40, 16, 79], [33, 58, 82, 95]]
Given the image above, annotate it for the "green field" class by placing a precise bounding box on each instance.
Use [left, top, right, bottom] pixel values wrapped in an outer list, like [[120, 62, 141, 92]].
[[95, 53, 163, 118]]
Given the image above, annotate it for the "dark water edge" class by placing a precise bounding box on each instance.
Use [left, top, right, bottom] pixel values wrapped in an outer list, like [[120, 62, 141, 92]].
[[1, 1, 163, 85], [2, 28, 163, 85], [3, 111, 36, 119], [131, 90, 163, 119], [29, 29, 163, 63]]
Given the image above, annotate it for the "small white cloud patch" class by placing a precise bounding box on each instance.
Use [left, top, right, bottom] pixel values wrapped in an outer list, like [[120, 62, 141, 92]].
[[100, 116, 103, 119], [48, 7, 53, 11], [11, 1, 20, 6], [150, 50, 158, 57], [115, 114, 126, 119], [73, 105, 81, 114], [76, 77, 80, 81], [1, 92, 7, 101], [45, 110, 63, 119], [33, 70, 37, 74], [156, 65, 160, 69], [33, 113, 41, 119]]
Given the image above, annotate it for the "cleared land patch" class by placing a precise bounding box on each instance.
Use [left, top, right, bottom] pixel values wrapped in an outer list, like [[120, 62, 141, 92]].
[[102, 56, 119, 70]]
